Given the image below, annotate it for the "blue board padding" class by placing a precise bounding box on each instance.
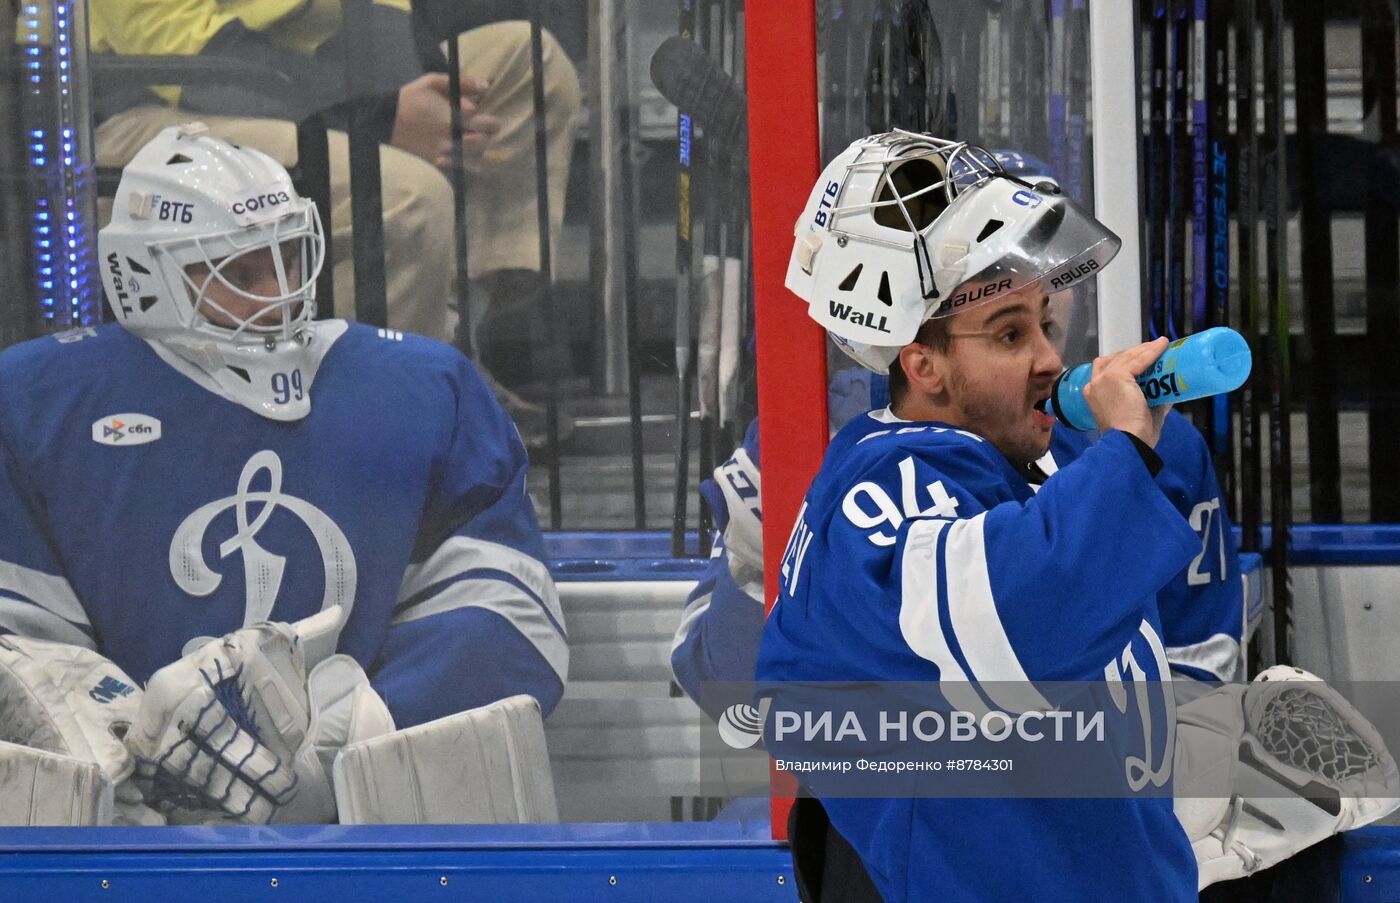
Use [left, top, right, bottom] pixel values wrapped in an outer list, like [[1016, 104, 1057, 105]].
[[1231, 525, 1400, 565], [544, 531, 1295, 584], [1341, 827, 1400, 901], [0, 823, 794, 902]]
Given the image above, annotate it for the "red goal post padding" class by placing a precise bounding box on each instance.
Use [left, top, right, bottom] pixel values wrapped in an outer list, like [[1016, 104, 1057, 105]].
[[745, 2, 826, 841]]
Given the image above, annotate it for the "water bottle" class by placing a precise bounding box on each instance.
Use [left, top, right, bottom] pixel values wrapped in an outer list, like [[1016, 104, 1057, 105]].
[[1046, 327, 1252, 431]]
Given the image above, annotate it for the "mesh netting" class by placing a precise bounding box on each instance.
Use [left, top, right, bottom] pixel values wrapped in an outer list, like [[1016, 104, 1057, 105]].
[[1252, 686, 1382, 785]]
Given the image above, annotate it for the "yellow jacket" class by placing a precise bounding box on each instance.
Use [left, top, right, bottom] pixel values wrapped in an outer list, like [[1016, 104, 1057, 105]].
[[89, 0, 410, 58]]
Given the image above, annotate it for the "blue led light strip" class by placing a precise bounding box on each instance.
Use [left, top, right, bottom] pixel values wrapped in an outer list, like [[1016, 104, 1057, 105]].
[[21, 0, 100, 331]]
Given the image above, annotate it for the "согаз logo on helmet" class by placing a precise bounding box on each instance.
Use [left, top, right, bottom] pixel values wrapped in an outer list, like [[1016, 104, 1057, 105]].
[[231, 191, 292, 216]]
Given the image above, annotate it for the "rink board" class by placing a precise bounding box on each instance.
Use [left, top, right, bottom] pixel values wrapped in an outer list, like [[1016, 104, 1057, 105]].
[[0, 822, 796, 902]]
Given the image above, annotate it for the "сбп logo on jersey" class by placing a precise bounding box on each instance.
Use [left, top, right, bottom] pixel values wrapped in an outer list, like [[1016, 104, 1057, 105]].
[[91, 413, 162, 446]]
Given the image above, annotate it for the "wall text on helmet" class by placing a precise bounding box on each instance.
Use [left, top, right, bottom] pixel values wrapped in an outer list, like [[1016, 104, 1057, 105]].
[[828, 300, 891, 333], [106, 252, 133, 317]]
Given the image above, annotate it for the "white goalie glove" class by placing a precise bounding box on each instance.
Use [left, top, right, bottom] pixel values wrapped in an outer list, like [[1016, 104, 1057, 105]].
[[127, 610, 393, 825], [1174, 666, 1400, 888], [0, 635, 161, 825], [711, 446, 763, 597]]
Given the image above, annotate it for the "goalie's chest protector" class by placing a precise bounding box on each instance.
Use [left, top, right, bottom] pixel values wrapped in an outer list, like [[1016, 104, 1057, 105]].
[[756, 411, 1198, 903], [0, 324, 469, 685]]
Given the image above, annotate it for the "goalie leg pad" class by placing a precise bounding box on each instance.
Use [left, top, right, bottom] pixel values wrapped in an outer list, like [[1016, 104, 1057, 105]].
[[0, 635, 141, 785], [0, 739, 111, 826], [1173, 683, 1246, 842], [306, 654, 395, 784], [333, 694, 557, 825]]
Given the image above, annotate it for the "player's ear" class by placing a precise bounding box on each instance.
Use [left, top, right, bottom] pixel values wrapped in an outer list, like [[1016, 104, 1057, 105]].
[[898, 341, 946, 397]]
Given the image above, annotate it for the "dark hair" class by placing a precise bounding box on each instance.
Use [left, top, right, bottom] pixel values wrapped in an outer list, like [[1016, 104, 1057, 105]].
[[887, 316, 952, 407]]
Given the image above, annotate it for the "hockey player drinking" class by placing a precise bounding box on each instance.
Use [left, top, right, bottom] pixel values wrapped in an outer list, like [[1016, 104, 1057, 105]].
[[759, 132, 1201, 901], [0, 124, 567, 824]]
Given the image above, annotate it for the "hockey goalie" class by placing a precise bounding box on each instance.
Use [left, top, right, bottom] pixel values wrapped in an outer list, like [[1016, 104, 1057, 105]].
[[0, 125, 566, 825]]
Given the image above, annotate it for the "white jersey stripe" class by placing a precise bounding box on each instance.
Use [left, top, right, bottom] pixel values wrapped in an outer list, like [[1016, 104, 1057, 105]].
[[1166, 632, 1242, 682], [390, 577, 567, 681], [899, 518, 991, 716], [0, 561, 90, 627], [670, 589, 714, 658], [398, 536, 562, 630], [0, 597, 95, 649], [941, 514, 1053, 713]]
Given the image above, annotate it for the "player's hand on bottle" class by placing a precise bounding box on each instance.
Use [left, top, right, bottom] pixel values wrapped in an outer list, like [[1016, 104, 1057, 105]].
[[392, 73, 502, 171], [1082, 336, 1171, 448]]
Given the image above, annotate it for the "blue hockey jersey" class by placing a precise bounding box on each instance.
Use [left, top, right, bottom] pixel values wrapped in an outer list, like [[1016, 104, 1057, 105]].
[[674, 409, 1243, 710], [0, 322, 567, 728], [1049, 413, 1243, 681], [756, 409, 1201, 903]]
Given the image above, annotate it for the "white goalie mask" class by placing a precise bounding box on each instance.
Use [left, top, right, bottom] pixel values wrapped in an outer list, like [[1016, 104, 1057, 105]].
[[99, 123, 331, 421], [786, 130, 1121, 372]]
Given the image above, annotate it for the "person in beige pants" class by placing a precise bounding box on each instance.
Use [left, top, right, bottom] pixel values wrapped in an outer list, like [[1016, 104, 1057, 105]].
[[93, 21, 580, 349]]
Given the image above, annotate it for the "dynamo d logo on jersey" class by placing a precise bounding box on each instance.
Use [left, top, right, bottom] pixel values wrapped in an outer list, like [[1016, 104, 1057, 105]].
[[91, 413, 161, 446]]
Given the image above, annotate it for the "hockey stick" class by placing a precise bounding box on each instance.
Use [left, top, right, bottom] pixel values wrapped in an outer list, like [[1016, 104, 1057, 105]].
[[1023, 0, 1046, 150], [1260, 0, 1291, 665], [694, 0, 723, 557], [980, 4, 1002, 140], [1048, 0, 1067, 181], [1187, 0, 1209, 334], [1166, 0, 1190, 340], [1057, 0, 1094, 364], [342, 0, 388, 329], [613, 0, 648, 530], [1066, 0, 1088, 200], [1293, 0, 1341, 522], [997, 1, 1011, 141], [446, 38, 473, 356], [1146, 0, 1169, 340], [672, 0, 698, 558], [650, 32, 752, 551], [1190, 0, 1208, 336], [1362, 0, 1400, 520], [865, 0, 892, 133], [845, 2, 865, 143], [1234, 0, 1262, 555], [717, 0, 747, 457], [1206, 0, 1235, 504], [1006, 0, 1031, 146], [528, 3, 563, 529]]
